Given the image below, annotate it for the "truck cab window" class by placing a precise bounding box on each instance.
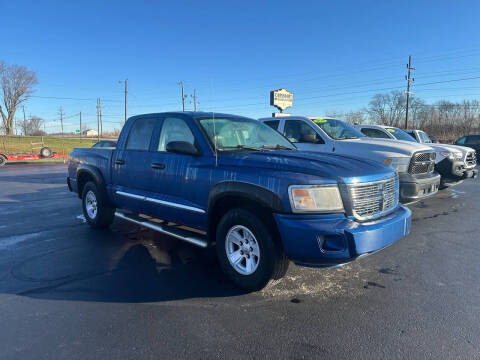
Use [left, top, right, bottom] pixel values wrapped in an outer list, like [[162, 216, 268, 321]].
[[264, 120, 280, 130], [125, 117, 157, 151], [158, 117, 195, 151], [283, 120, 324, 143], [361, 128, 390, 139]]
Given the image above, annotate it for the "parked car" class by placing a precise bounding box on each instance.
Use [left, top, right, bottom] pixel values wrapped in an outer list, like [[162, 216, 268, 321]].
[[68, 112, 411, 291], [405, 129, 477, 184], [355, 125, 477, 187], [92, 140, 117, 148], [259, 116, 440, 203], [454, 134, 480, 155]]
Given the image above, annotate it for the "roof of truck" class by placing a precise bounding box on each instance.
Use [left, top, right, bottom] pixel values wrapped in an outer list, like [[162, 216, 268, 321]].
[[128, 111, 251, 120]]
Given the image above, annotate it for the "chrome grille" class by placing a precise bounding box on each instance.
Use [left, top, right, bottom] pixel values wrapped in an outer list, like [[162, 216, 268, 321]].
[[409, 151, 436, 175], [466, 151, 477, 167], [348, 177, 399, 221]]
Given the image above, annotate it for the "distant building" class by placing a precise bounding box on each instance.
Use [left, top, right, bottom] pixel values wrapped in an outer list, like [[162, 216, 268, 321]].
[[83, 129, 98, 137]]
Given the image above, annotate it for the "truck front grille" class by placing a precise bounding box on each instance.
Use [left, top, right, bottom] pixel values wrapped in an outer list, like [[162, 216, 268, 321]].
[[409, 151, 436, 175], [466, 151, 477, 167], [347, 177, 399, 221]]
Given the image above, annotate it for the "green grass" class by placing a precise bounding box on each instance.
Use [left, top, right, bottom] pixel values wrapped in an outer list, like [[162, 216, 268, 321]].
[[0, 136, 97, 155]]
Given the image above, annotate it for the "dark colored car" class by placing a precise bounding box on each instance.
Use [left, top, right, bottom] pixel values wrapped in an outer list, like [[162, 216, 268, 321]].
[[455, 135, 480, 154]]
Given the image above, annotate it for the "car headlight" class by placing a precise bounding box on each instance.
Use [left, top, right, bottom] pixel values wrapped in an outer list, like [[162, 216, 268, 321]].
[[383, 157, 410, 173], [440, 151, 462, 160], [288, 185, 344, 213]]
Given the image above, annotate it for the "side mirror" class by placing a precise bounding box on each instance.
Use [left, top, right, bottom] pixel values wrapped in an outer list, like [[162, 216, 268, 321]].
[[166, 141, 199, 156]]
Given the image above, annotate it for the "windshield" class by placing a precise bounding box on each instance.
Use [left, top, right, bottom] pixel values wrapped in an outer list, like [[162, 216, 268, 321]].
[[198, 116, 296, 151], [385, 127, 417, 142], [311, 118, 365, 140]]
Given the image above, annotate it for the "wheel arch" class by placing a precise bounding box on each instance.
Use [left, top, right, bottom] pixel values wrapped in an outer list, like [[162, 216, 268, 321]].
[[76, 164, 106, 199], [207, 182, 286, 245]]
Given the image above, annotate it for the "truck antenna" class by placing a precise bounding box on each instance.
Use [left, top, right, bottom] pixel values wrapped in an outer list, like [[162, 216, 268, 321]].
[[210, 79, 218, 167]]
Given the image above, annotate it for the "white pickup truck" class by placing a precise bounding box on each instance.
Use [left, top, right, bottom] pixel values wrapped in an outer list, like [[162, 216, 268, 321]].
[[355, 125, 478, 187], [259, 116, 440, 202]]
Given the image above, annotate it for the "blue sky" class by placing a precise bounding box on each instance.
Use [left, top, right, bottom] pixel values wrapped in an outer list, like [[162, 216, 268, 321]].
[[1, 0, 480, 133]]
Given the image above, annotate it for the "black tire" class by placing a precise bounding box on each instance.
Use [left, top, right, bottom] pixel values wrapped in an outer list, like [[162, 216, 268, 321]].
[[0, 154, 6, 167], [215, 208, 289, 291], [81, 181, 115, 229], [40, 147, 52, 158]]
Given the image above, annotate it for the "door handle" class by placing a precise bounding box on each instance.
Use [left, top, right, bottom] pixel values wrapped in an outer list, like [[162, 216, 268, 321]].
[[151, 162, 165, 170], [115, 159, 125, 165]]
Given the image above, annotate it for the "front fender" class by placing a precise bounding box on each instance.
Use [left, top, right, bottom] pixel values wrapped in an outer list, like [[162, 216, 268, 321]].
[[207, 181, 286, 213]]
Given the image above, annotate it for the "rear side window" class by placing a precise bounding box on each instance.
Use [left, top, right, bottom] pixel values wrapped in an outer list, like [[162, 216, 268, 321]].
[[283, 120, 324, 144], [126, 117, 157, 151], [264, 120, 280, 130], [360, 128, 390, 139]]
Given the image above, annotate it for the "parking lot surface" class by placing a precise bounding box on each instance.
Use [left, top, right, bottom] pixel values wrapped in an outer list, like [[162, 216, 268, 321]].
[[0, 164, 479, 359]]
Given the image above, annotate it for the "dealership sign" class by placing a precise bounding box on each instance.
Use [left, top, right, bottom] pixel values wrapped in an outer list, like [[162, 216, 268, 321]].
[[270, 88, 293, 112]]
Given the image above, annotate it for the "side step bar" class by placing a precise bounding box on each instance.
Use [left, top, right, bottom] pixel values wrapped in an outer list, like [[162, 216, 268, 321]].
[[115, 211, 208, 248]]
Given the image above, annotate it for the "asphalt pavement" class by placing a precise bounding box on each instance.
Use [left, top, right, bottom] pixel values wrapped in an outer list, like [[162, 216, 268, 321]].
[[0, 164, 479, 359]]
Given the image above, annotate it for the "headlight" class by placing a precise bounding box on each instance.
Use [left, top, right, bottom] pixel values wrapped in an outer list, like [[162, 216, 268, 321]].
[[383, 157, 410, 173], [440, 151, 462, 160], [288, 185, 344, 213]]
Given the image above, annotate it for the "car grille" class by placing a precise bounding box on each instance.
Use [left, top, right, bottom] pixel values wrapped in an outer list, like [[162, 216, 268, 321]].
[[347, 177, 399, 221], [409, 151, 436, 175], [466, 151, 477, 167]]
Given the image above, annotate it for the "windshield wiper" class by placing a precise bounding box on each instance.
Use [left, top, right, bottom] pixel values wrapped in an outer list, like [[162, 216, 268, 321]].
[[218, 145, 263, 151], [262, 144, 295, 150], [336, 136, 359, 140]]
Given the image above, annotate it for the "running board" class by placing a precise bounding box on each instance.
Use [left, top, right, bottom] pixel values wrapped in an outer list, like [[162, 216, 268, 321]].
[[114, 211, 208, 248]]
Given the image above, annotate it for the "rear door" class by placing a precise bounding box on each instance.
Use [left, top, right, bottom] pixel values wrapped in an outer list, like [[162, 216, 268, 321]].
[[111, 116, 159, 214]]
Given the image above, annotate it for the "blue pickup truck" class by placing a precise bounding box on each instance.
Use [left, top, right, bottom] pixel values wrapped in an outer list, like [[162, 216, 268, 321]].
[[67, 112, 411, 290]]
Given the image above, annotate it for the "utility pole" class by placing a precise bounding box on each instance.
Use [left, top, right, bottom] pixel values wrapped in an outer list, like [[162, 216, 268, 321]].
[[178, 81, 187, 111], [96, 98, 101, 142], [124, 79, 127, 124], [59, 107, 64, 137], [191, 89, 198, 111], [405, 55, 415, 129], [119, 79, 128, 124], [22, 106, 27, 135], [79, 112, 82, 138]]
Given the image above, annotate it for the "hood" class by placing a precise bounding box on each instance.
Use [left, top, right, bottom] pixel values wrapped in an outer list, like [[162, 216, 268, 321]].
[[333, 137, 433, 158], [435, 143, 475, 155], [217, 150, 396, 184]]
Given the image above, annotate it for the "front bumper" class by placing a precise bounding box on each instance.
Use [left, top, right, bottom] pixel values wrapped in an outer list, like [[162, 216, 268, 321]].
[[274, 205, 411, 267], [399, 172, 441, 202]]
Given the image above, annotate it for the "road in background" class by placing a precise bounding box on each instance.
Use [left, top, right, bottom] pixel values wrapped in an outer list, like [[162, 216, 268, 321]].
[[0, 164, 479, 359]]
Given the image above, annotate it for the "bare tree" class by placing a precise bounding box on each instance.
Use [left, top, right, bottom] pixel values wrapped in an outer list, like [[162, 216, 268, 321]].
[[368, 90, 406, 127], [27, 115, 44, 135], [0, 61, 38, 135]]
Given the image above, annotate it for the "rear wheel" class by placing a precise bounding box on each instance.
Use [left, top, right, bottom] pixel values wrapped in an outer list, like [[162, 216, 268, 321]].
[[215, 208, 289, 291], [81, 181, 115, 228], [40, 147, 52, 158], [0, 154, 6, 167]]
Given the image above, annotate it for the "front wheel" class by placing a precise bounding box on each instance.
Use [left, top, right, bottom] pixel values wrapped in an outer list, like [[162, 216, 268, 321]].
[[0, 154, 7, 167], [215, 208, 289, 291], [81, 181, 115, 229]]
